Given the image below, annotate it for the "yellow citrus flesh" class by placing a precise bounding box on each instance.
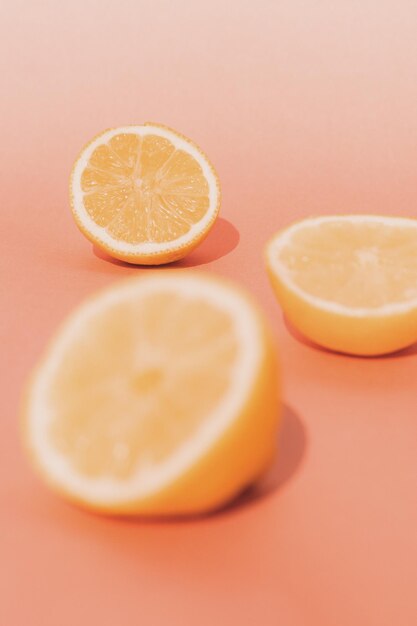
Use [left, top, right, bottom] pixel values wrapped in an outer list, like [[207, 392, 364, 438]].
[[266, 215, 417, 356], [22, 272, 280, 516], [70, 124, 220, 265]]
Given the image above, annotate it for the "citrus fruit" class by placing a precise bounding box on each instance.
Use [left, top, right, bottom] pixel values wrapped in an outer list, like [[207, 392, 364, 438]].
[[22, 272, 280, 516], [265, 215, 417, 356], [70, 124, 220, 265]]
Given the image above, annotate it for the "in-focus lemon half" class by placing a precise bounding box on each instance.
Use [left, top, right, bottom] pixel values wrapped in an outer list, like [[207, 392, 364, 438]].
[[70, 124, 220, 265]]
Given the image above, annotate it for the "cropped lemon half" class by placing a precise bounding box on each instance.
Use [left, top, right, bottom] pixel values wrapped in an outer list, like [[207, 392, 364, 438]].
[[70, 124, 220, 265], [22, 272, 280, 516], [266, 215, 417, 356]]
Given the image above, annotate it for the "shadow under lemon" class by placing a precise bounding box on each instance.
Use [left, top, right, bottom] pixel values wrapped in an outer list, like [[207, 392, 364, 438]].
[[218, 404, 307, 517], [93, 217, 240, 269]]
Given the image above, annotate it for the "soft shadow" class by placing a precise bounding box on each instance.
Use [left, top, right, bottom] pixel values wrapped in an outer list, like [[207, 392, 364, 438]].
[[219, 404, 307, 516], [284, 316, 417, 360], [92, 217, 239, 269], [92, 246, 131, 268], [173, 218, 239, 268], [391, 343, 417, 357]]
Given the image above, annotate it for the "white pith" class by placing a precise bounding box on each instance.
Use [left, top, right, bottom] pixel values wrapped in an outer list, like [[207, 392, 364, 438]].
[[70, 125, 219, 256], [266, 215, 417, 317], [27, 274, 263, 506]]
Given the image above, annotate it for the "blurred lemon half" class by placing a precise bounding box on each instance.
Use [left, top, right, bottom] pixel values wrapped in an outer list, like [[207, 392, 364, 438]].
[[22, 272, 280, 516]]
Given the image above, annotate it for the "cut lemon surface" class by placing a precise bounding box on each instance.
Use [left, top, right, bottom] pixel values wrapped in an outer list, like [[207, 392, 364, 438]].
[[70, 124, 220, 265], [22, 272, 279, 516], [266, 215, 417, 356]]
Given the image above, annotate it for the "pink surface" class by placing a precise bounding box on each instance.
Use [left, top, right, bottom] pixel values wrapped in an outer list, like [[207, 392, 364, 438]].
[[1, 1, 417, 624]]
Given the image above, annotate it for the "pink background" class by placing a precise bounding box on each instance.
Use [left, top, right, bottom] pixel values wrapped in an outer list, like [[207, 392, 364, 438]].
[[1, 1, 417, 624]]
